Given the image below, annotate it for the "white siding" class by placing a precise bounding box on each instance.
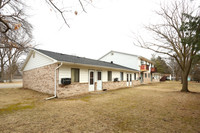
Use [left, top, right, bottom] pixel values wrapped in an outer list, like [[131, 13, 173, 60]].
[[24, 51, 55, 71], [80, 69, 88, 83], [123, 72, 127, 81], [112, 71, 120, 81], [58, 66, 89, 84], [58, 65, 133, 84], [100, 52, 140, 71], [102, 70, 107, 82], [136, 73, 139, 80], [119, 72, 124, 81], [95, 71, 99, 82], [132, 73, 139, 80], [59, 65, 71, 84]]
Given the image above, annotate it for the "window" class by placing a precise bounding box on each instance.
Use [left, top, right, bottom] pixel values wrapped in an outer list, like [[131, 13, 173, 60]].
[[71, 68, 79, 82], [148, 73, 150, 78], [127, 74, 129, 82], [130, 74, 132, 81], [120, 72, 123, 81], [108, 71, 112, 81], [90, 71, 94, 85], [134, 73, 136, 80], [97, 71, 101, 80], [145, 73, 147, 78]]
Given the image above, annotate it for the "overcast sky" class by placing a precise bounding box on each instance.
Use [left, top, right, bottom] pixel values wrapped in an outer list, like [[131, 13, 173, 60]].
[[26, 0, 173, 60]]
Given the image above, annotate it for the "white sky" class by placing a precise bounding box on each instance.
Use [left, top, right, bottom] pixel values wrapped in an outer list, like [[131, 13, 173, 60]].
[[26, 0, 167, 60]]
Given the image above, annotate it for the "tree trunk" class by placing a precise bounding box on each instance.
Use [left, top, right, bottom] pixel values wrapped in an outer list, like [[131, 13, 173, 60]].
[[0, 61, 4, 82], [9, 73, 13, 83], [181, 71, 189, 92], [175, 72, 179, 81]]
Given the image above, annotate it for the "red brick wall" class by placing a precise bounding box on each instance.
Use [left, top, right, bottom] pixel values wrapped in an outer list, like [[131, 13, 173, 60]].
[[23, 63, 57, 94], [133, 80, 141, 86], [57, 83, 88, 98], [102, 81, 127, 90]]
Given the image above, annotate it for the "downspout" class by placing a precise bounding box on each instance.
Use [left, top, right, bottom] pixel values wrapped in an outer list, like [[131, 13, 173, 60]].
[[46, 62, 63, 100]]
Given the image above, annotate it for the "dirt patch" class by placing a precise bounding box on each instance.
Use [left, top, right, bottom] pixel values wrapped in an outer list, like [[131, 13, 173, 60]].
[[0, 81, 200, 132]]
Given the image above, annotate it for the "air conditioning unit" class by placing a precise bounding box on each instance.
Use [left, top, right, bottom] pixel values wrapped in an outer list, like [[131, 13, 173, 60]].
[[114, 78, 119, 82], [61, 78, 71, 85]]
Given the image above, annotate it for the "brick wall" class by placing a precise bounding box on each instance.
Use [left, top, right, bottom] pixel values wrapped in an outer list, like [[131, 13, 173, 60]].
[[57, 81, 129, 98], [143, 77, 152, 84], [152, 78, 160, 82], [57, 83, 88, 98], [102, 81, 127, 90], [23, 63, 57, 94], [133, 80, 141, 86]]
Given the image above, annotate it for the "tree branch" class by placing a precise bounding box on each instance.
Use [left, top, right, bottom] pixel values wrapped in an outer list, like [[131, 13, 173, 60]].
[[0, 17, 11, 33], [79, 0, 87, 13], [47, 0, 70, 28]]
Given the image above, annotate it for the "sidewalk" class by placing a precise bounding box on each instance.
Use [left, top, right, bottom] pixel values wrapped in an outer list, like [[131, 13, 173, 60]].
[[0, 82, 23, 89]]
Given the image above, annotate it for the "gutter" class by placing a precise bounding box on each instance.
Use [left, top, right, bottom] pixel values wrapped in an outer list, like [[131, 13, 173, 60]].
[[46, 62, 63, 100]]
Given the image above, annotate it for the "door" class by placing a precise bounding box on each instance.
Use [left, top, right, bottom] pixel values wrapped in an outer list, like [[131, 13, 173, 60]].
[[130, 74, 132, 86], [140, 72, 143, 83], [126, 74, 129, 86], [89, 70, 95, 91], [97, 71, 102, 91]]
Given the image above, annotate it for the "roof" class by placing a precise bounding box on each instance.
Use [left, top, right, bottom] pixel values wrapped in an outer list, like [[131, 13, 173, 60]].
[[34, 49, 138, 72], [138, 56, 154, 64], [99, 50, 154, 64]]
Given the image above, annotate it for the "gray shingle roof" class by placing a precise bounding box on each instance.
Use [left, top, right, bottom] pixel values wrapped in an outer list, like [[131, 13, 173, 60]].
[[35, 49, 138, 72]]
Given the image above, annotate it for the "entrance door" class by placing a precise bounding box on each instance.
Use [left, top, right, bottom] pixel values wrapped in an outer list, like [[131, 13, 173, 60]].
[[126, 74, 129, 86], [130, 74, 132, 86], [89, 70, 95, 91], [140, 72, 143, 83], [97, 71, 102, 91]]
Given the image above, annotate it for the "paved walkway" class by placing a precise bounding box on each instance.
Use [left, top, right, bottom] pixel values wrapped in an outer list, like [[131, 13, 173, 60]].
[[0, 82, 23, 89]]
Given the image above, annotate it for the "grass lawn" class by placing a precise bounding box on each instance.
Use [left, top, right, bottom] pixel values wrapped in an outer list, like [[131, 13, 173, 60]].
[[0, 81, 200, 132]]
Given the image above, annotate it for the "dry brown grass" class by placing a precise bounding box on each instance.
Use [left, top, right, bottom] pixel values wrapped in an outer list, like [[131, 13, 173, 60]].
[[0, 81, 200, 133]]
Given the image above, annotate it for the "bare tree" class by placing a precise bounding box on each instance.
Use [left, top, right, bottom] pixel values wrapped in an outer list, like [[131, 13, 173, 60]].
[[0, 42, 31, 82], [0, 46, 9, 82], [133, 0, 200, 92], [0, 0, 32, 81], [0, 0, 32, 48], [5, 47, 26, 82]]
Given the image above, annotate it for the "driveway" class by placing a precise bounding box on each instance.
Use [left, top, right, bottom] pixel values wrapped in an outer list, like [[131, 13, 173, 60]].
[[0, 82, 22, 89]]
